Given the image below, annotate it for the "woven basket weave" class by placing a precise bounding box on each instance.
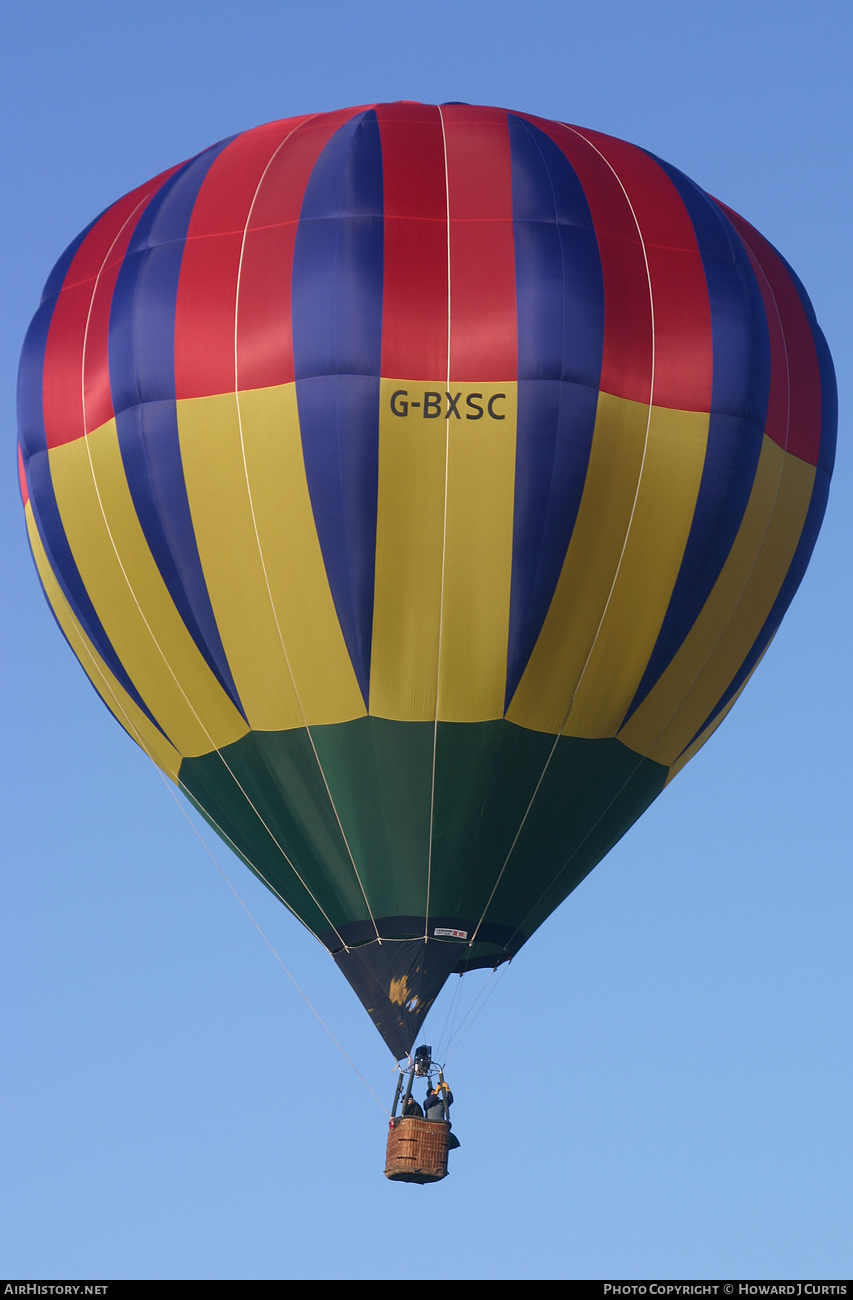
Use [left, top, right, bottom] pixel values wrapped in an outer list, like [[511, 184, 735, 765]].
[[384, 1117, 449, 1184]]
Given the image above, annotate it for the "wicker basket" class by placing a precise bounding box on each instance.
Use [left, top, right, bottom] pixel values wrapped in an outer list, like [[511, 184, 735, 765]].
[[384, 1117, 450, 1183]]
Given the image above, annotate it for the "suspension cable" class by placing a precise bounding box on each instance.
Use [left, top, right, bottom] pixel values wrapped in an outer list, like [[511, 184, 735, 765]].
[[161, 773, 390, 1115]]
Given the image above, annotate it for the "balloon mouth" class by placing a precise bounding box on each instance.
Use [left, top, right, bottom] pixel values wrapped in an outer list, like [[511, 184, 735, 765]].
[[323, 917, 521, 1059]]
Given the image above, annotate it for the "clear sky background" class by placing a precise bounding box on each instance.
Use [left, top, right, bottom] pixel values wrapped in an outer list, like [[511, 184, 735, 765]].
[[2, 0, 850, 1282]]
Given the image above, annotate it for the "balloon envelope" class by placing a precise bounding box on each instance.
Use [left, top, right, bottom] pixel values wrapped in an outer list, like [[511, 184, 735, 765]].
[[18, 103, 836, 1058]]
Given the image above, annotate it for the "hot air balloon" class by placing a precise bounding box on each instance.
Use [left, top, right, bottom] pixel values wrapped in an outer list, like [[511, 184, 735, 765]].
[[18, 103, 836, 1066]]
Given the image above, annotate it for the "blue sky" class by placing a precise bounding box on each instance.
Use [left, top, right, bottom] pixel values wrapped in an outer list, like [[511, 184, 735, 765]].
[[2, 0, 851, 1280]]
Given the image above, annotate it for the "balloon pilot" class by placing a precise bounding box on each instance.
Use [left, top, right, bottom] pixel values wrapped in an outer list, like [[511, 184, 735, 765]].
[[424, 1080, 454, 1123], [401, 1094, 424, 1119]]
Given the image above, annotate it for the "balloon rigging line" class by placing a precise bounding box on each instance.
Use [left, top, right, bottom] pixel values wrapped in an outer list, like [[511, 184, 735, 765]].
[[172, 786, 322, 938], [468, 124, 658, 952], [77, 566, 401, 1105], [65, 611, 393, 1115], [61, 600, 335, 955], [75, 189, 351, 955], [423, 102, 453, 944], [433, 966, 466, 1063], [511, 222, 795, 944], [442, 964, 508, 1068], [56, 602, 389, 1109], [231, 115, 381, 944], [161, 771, 390, 1115]]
